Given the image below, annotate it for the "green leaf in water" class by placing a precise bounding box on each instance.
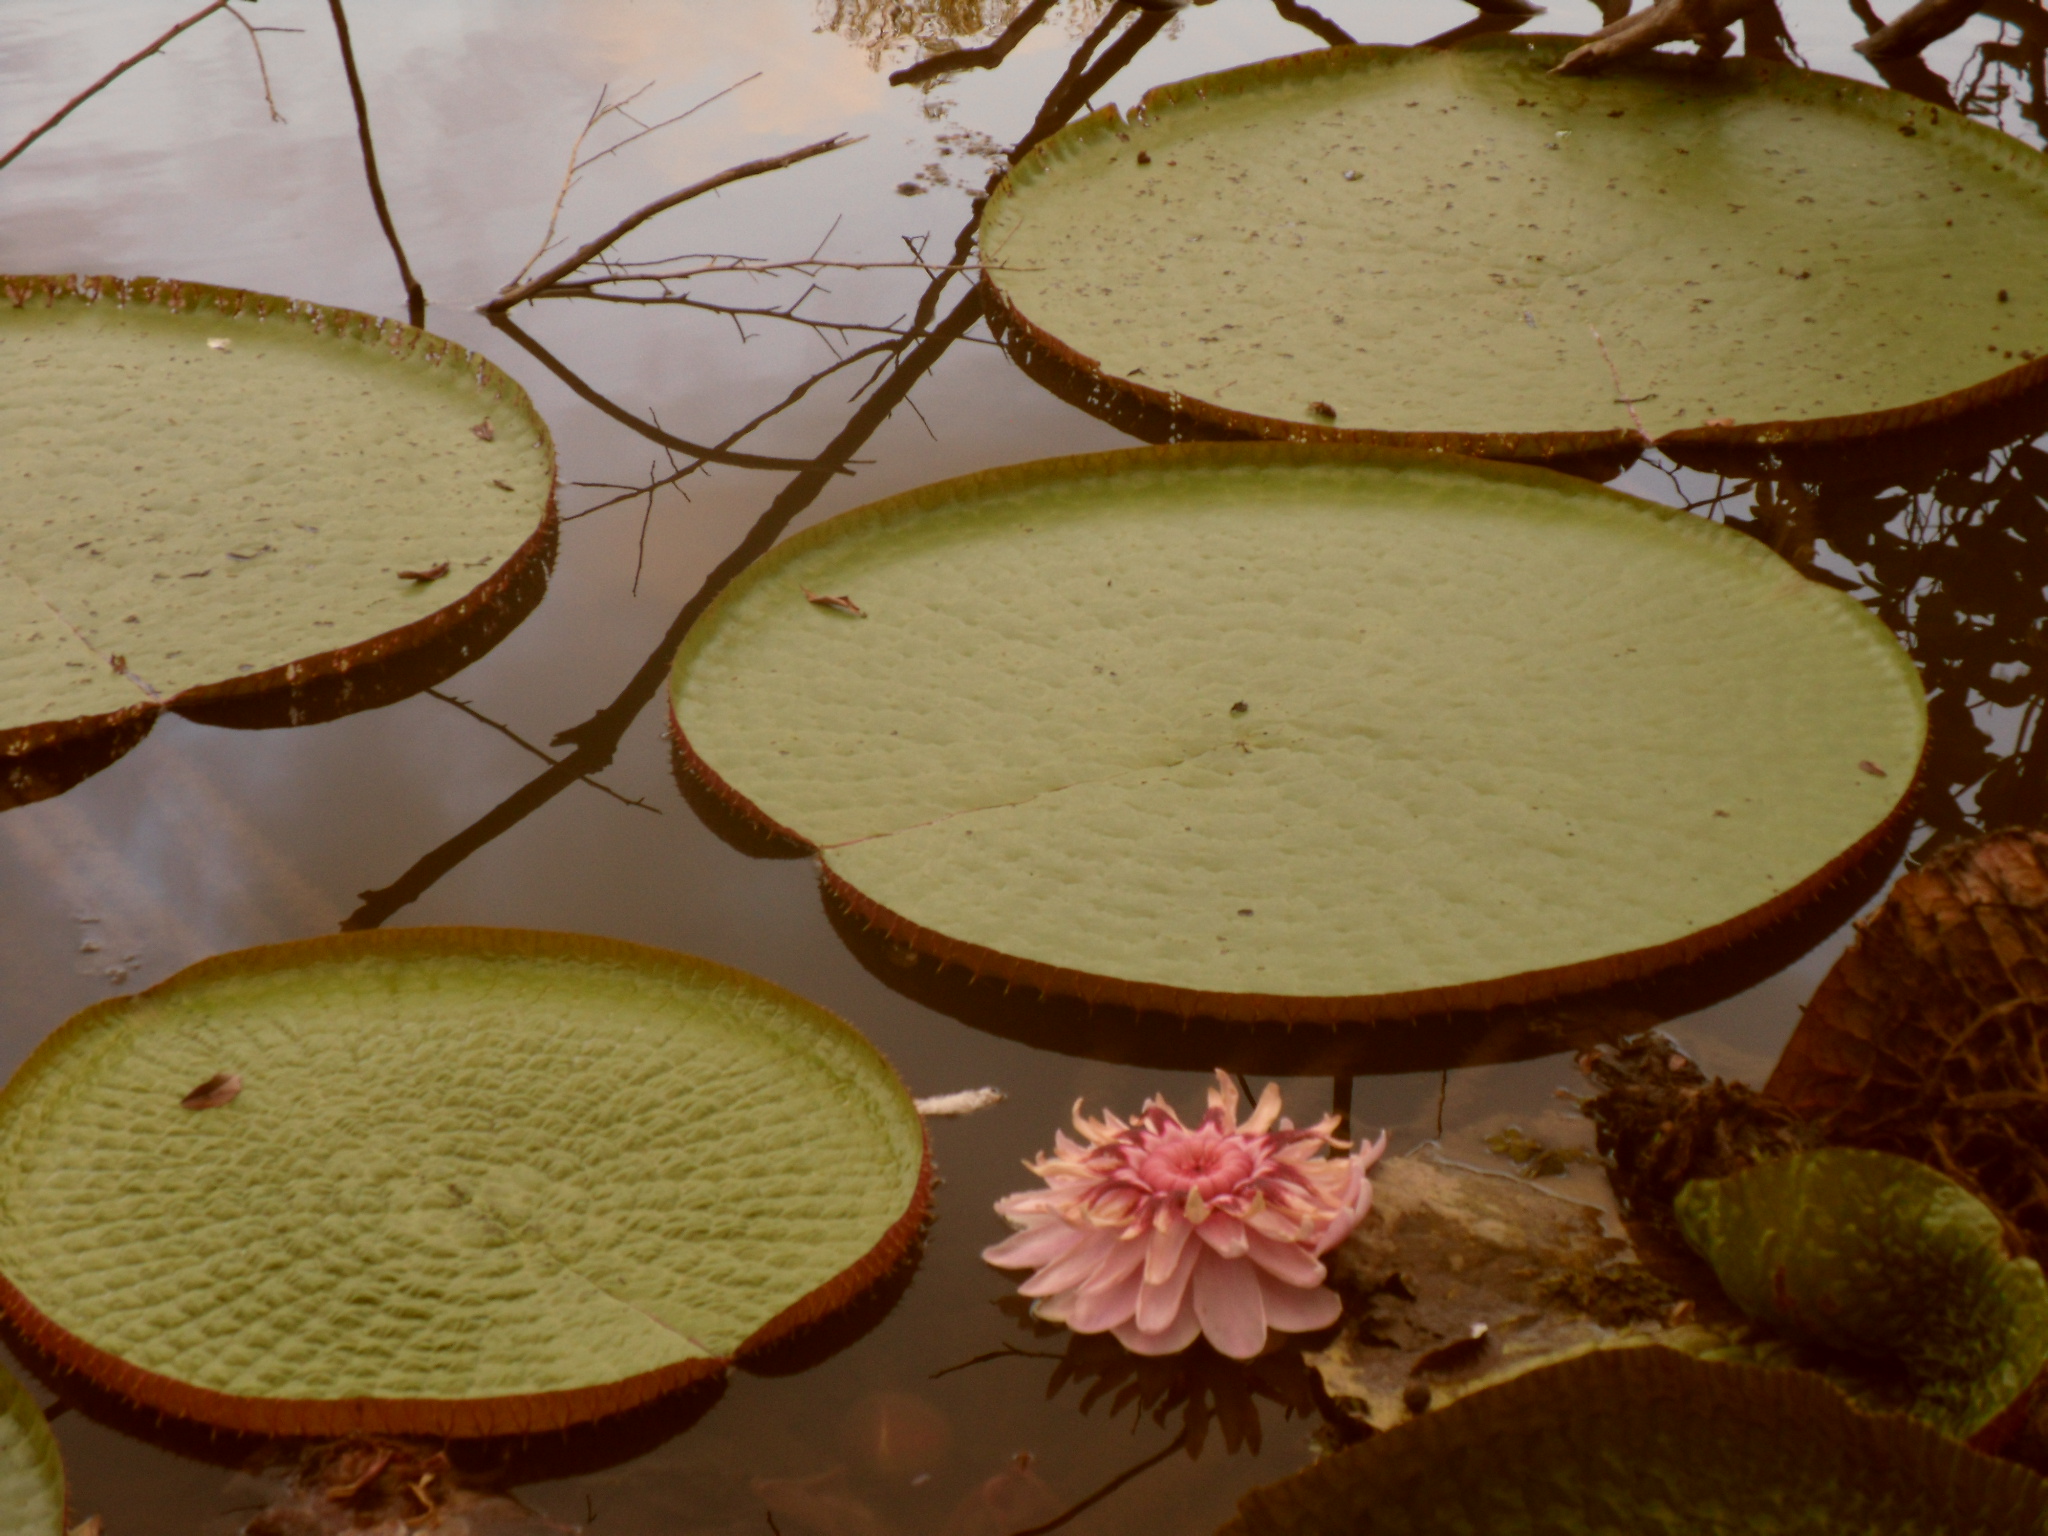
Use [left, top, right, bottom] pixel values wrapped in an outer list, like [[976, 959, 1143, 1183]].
[[1675, 1147, 2048, 1438], [0, 928, 929, 1438], [671, 443, 1924, 1023], [0, 1363, 63, 1536], [1221, 1345, 2048, 1536]]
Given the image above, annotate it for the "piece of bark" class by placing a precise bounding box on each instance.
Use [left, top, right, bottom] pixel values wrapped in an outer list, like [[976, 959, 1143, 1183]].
[[1857, 0, 1981, 59], [1766, 828, 2048, 1263], [1553, 0, 1777, 73]]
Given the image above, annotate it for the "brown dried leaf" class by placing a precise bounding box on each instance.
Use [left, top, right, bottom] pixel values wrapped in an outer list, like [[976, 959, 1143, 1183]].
[[470, 419, 495, 441], [397, 562, 451, 583], [803, 588, 867, 618], [1765, 828, 2048, 1263], [180, 1071, 242, 1110]]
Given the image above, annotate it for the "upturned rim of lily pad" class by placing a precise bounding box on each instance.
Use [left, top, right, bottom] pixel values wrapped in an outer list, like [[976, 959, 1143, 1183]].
[[980, 38, 2048, 471], [0, 273, 558, 769], [670, 440, 1926, 1026], [0, 1363, 63, 1536], [0, 928, 932, 1438]]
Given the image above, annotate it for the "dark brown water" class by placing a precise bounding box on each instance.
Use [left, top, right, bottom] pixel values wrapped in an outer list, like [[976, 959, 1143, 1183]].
[[2, 2, 2045, 1531]]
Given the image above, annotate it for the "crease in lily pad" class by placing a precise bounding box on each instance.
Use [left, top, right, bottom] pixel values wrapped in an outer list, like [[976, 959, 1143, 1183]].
[[1675, 1147, 2048, 1439], [0, 929, 930, 1437], [0, 274, 558, 804], [1220, 1345, 2048, 1536], [670, 442, 1924, 1024], [0, 1363, 63, 1536], [982, 38, 2048, 466]]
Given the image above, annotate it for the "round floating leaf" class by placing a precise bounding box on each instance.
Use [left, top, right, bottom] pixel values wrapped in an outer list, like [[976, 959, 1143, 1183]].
[[1676, 1148, 2048, 1439], [0, 274, 557, 798], [982, 39, 2048, 462], [1219, 1345, 2048, 1536], [670, 444, 1924, 1023], [0, 929, 929, 1436], [0, 1364, 63, 1536]]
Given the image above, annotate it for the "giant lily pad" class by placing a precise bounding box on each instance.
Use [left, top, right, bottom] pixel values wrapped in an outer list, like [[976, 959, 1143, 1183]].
[[0, 274, 557, 804], [0, 929, 929, 1436], [670, 444, 1924, 1023], [1219, 1345, 2048, 1535], [982, 39, 2048, 464], [1675, 1148, 2048, 1439], [0, 1365, 63, 1536]]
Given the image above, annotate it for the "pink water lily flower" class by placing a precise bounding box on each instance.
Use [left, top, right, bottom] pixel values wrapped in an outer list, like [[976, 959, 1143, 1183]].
[[983, 1071, 1387, 1360]]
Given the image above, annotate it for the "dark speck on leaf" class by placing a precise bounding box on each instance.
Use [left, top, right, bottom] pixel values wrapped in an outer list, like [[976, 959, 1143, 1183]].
[[182, 1072, 242, 1110], [1999, 289, 2010, 303], [896, 182, 926, 196], [1230, 701, 1248, 715], [1137, 150, 1151, 165], [1237, 908, 1254, 917], [1307, 401, 1336, 421], [491, 479, 514, 492]]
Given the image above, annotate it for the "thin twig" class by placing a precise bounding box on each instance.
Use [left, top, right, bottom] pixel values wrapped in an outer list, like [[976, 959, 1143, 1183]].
[[891, 0, 1060, 86], [326, 0, 426, 326], [1004, 1428, 1192, 1536], [578, 73, 759, 173], [224, 6, 301, 123], [928, 1343, 1068, 1380], [426, 690, 657, 812], [484, 135, 863, 313], [0, 0, 233, 173]]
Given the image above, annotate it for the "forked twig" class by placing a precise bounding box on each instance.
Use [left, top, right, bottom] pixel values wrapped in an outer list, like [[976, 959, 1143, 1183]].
[[224, 6, 302, 122], [1, 0, 233, 172], [484, 135, 863, 313], [891, 0, 1060, 86], [326, 0, 426, 326]]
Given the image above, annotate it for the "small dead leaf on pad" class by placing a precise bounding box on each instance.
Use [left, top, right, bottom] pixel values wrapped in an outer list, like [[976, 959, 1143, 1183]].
[[181, 1072, 242, 1110], [398, 562, 451, 583], [803, 588, 866, 617], [470, 419, 495, 442], [1859, 760, 1888, 777], [206, 338, 232, 353], [490, 479, 514, 492]]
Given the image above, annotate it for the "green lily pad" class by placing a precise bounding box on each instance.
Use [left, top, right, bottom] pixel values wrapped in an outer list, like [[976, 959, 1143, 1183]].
[[670, 443, 1924, 1023], [0, 274, 557, 800], [1220, 1345, 2048, 1535], [982, 38, 2048, 462], [0, 1365, 63, 1536], [1675, 1148, 2048, 1439], [0, 929, 929, 1436]]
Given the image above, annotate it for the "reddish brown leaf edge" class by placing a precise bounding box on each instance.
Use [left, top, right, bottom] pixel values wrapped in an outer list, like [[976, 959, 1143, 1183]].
[[667, 442, 1929, 1027], [0, 927, 932, 1438], [980, 39, 2048, 473], [0, 274, 559, 762]]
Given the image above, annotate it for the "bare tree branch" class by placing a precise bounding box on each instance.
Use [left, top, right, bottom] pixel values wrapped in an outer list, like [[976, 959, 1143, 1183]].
[[426, 689, 656, 812], [1553, 0, 1773, 73], [327, 0, 425, 327], [0, 0, 233, 173], [1857, 0, 1980, 58], [224, 5, 301, 123], [1269, 0, 1358, 46], [484, 135, 863, 313], [891, 0, 1060, 86]]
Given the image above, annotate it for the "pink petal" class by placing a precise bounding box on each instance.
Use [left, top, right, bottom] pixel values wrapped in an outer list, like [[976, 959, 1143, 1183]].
[[1256, 1270, 1342, 1335], [1243, 1082, 1284, 1135], [1114, 1302, 1203, 1356], [1065, 1263, 1144, 1333], [1194, 1213, 1250, 1260], [1018, 1230, 1117, 1297], [1144, 1218, 1194, 1285], [1135, 1227, 1203, 1334], [1191, 1247, 1268, 1360], [983, 1221, 1083, 1271], [1244, 1229, 1326, 1288], [1075, 1232, 1148, 1296]]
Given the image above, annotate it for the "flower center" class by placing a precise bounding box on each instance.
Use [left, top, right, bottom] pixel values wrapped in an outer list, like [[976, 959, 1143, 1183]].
[[1139, 1132, 1256, 1202]]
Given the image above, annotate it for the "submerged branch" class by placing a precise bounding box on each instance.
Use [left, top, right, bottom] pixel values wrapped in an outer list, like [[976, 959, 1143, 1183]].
[[0, 0, 234, 173], [1857, 0, 1980, 58], [1003, 1428, 1192, 1536], [483, 135, 862, 313], [327, 0, 426, 327], [891, 0, 1060, 86], [1553, 0, 1776, 73]]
